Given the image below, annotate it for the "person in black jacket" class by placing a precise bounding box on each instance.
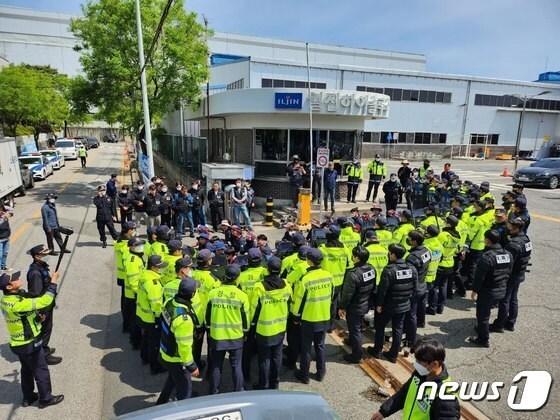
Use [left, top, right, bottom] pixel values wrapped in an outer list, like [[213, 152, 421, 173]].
[[382, 174, 400, 213], [339, 246, 376, 363], [404, 230, 431, 348], [26, 244, 63, 365], [370, 338, 460, 420], [490, 208, 508, 247], [93, 185, 118, 248], [117, 185, 133, 229], [491, 218, 531, 333], [0, 203, 13, 270], [367, 244, 417, 363], [158, 184, 173, 227], [207, 182, 225, 231], [143, 184, 162, 230], [131, 181, 146, 227], [468, 230, 513, 347]]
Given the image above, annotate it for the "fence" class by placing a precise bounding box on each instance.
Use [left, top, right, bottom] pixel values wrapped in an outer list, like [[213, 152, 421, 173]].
[[362, 143, 515, 161], [153, 134, 207, 179]]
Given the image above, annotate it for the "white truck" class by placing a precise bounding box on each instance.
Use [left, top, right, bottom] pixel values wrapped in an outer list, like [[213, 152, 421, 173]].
[[0, 137, 25, 207]]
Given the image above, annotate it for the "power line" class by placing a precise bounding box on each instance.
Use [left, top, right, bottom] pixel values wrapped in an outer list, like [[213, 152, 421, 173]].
[[140, 0, 175, 75]]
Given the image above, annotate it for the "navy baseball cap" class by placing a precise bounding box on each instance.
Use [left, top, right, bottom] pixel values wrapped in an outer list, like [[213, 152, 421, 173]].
[[128, 237, 145, 248], [168, 239, 183, 252], [298, 246, 311, 259], [225, 264, 241, 280], [307, 248, 323, 264], [28, 244, 49, 256], [328, 225, 341, 237], [291, 233, 306, 247], [148, 255, 168, 268], [267, 256, 282, 273], [365, 230, 377, 240], [123, 221, 137, 231], [248, 248, 262, 260], [198, 232, 210, 240], [177, 277, 197, 298], [175, 256, 193, 272], [213, 241, 226, 251], [197, 249, 214, 262], [0, 273, 11, 290]]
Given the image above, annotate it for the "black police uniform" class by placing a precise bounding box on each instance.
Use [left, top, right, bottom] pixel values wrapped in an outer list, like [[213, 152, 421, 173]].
[[207, 189, 225, 231], [472, 244, 513, 344], [159, 191, 174, 227], [494, 232, 531, 330], [382, 180, 400, 213], [27, 260, 55, 354], [117, 191, 134, 229], [93, 194, 118, 244], [370, 259, 417, 360], [339, 261, 376, 362], [404, 245, 430, 346]]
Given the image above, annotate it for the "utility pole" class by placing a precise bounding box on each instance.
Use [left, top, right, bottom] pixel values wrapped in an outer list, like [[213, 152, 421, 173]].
[[135, 0, 154, 179], [203, 15, 211, 155], [306, 42, 313, 203]]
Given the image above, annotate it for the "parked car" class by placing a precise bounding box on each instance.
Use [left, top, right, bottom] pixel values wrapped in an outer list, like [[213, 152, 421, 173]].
[[103, 133, 119, 143], [0, 138, 26, 206], [513, 157, 560, 189], [85, 136, 100, 149], [19, 160, 34, 190], [18, 154, 54, 180], [55, 138, 78, 160], [74, 136, 91, 150], [39, 149, 65, 170], [75, 139, 86, 150]]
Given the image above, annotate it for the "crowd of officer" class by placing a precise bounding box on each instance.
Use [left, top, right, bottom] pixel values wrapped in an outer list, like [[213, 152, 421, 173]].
[[0, 157, 533, 410]]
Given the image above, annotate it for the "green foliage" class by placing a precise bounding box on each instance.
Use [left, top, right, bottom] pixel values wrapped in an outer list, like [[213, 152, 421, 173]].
[[0, 64, 71, 141], [71, 0, 209, 135]]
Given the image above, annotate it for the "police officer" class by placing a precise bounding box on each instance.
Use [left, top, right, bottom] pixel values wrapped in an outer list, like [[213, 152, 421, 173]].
[[206, 264, 249, 394], [491, 218, 531, 332], [136, 255, 167, 374], [0, 271, 64, 408], [468, 230, 513, 347], [367, 244, 417, 363], [404, 230, 431, 348], [464, 199, 492, 289], [382, 173, 400, 212], [370, 338, 460, 420], [479, 181, 495, 202], [238, 248, 268, 385], [280, 232, 306, 277], [124, 237, 145, 349], [156, 278, 200, 404], [78, 144, 87, 167], [318, 225, 351, 331], [41, 193, 68, 256], [339, 246, 376, 363], [93, 185, 118, 248], [26, 245, 62, 365], [149, 225, 171, 258], [284, 246, 310, 369], [366, 154, 387, 202], [161, 239, 184, 286], [423, 225, 443, 327], [491, 208, 509, 247], [292, 248, 334, 383], [339, 218, 361, 250], [115, 221, 136, 332], [418, 159, 433, 179], [364, 230, 388, 285], [392, 210, 415, 250], [509, 197, 530, 232], [346, 159, 363, 203], [374, 215, 393, 249], [250, 257, 292, 389]]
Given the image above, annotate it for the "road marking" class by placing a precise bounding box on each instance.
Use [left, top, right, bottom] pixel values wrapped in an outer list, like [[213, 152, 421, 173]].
[[533, 213, 560, 223]]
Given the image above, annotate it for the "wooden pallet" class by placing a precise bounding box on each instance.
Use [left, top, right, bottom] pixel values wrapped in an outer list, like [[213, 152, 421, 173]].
[[329, 327, 489, 420]]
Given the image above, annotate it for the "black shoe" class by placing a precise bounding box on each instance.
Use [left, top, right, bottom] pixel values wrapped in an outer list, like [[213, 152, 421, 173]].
[[382, 351, 397, 363], [294, 370, 310, 384], [504, 324, 515, 332], [45, 347, 56, 355], [467, 336, 489, 348], [489, 324, 504, 333], [343, 354, 360, 364], [46, 355, 62, 365], [314, 372, 325, 382], [417, 323, 425, 328], [39, 395, 64, 409], [366, 347, 382, 358], [49, 251, 59, 256], [426, 308, 436, 315], [22, 393, 38, 407], [282, 359, 296, 370], [102, 241, 107, 248], [436, 308, 443, 314]]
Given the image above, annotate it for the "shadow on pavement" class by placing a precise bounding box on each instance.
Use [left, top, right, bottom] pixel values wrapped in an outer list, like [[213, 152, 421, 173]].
[[425, 317, 475, 349], [113, 394, 156, 416], [0, 343, 19, 363], [0, 370, 22, 407], [445, 296, 476, 312]]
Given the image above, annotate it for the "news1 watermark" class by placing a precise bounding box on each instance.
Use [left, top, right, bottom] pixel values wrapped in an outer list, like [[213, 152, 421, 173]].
[[417, 371, 553, 411]]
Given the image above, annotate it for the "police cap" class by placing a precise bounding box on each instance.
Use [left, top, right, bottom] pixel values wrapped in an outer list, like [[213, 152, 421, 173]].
[[375, 216, 387, 228], [167, 239, 183, 253], [28, 244, 49, 257], [452, 207, 464, 217], [365, 229, 378, 240], [509, 217, 525, 229], [127, 237, 145, 248], [484, 229, 501, 244], [298, 246, 311, 259], [123, 221, 137, 231], [198, 232, 210, 240], [426, 224, 440, 237], [400, 209, 412, 220], [175, 256, 193, 272], [327, 225, 341, 239], [0, 273, 10, 290], [267, 256, 282, 273], [248, 248, 262, 261], [177, 277, 197, 299], [291, 232, 307, 247], [306, 248, 323, 264], [224, 264, 241, 281], [212, 241, 226, 251], [197, 249, 214, 262], [514, 197, 527, 209], [148, 254, 168, 269], [446, 215, 459, 228], [156, 225, 171, 239]]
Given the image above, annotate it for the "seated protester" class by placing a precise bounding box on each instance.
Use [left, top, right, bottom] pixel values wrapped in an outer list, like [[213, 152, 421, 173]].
[[370, 338, 460, 420], [256, 234, 273, 261]]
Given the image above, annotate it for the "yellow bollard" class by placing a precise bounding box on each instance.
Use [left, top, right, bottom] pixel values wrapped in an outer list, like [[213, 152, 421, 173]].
[[298, 188, 312, 228]]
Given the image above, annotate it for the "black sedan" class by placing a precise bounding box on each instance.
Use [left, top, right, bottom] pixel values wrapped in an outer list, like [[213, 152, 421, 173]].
[[513, 158, 560, 189]]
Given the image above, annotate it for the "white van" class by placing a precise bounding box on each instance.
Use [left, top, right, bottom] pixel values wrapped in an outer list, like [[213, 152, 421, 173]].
[[55, 138, 78, 160]]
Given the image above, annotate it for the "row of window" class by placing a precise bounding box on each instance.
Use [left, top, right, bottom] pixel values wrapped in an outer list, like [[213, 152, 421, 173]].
[[470, 134, 499, 145], [363, 132, 448, 144], [474, 94, 560, 111], [227, 78, 244, 90], [261, 78, 327, 89], [357, 86, 452, 103]]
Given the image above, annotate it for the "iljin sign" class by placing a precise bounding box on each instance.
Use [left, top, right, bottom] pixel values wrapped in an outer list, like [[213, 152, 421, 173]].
[[275, 92, 303, 109]]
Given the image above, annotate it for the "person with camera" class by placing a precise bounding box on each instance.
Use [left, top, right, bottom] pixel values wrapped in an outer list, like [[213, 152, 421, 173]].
[[1, 269, 64, 408]]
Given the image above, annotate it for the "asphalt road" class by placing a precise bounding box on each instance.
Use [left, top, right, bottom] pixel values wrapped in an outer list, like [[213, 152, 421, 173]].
[[0, 146, 557, 420]]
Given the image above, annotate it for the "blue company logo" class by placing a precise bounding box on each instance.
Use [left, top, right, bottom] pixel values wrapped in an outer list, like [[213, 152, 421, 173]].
[[275, 92, 303, 109]]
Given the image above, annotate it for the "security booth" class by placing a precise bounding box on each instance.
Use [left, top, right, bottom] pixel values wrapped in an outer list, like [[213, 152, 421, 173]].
[[201, 162, 254, 221], [183, 88, 390, 202]]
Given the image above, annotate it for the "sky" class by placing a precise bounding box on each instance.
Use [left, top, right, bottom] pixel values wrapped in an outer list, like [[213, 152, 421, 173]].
[[3, 0, 560, 81]]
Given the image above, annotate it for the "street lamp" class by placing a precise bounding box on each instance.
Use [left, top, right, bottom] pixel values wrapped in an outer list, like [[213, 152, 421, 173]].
[[511, 90, 551, 172]]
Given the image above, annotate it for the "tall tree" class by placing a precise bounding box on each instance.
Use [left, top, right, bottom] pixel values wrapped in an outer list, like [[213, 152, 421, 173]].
[[71, 0, 209, 135]]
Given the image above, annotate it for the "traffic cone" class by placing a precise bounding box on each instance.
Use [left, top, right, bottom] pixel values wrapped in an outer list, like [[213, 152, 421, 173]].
[[501, 167, 511, 177]]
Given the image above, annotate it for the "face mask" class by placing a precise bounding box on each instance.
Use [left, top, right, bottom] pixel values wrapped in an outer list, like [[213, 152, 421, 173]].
[[48, 199, 56, 204], [390, 177, 397, 182], [122, 190, 128, 194], [236, 183, 241, 188], [192, 185, 198, 190], [161, 187, 168, 193], [414, 361, 431, 376], [176, 186, 182, 191], [131, 245, 144, 254], [99, 192, 106, 196], [137, 185, 144, 191]]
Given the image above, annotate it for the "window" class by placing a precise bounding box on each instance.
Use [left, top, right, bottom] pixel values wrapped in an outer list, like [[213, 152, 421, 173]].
[[442, 92, 452, 103], [419, 90, 429, 102], [357, 86, 366, 92], [227, 78, 244, 90], [384, 88, 392, 99], [261, 78, 327, 89], [436, 92, 444, 103], [475, 94, 558, 110], [414, 132, 431, 144], [470, 133, 499, 145], [289, 130, 327, 163], [392, 88, 403, 101], [438, 133, 447, 144], [409, 90, 419, 101], [254, 129, 288, 161], [406, 132, 415, 143], [261, 78, 272, 88], [295, 81, 306, 88], [371, 132, 381, 143], [357, 86, 450, 104], [402, 89, 412, 101], [284, 80, 295, 88], [273, 79, 284, 88], [426, 90, 436, 103], [329, 131, 355, 161], [363, 132, 381, 143]]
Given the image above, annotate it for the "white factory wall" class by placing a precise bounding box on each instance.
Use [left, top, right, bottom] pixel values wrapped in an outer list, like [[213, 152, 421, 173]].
[[210, 59, 250, 88]]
